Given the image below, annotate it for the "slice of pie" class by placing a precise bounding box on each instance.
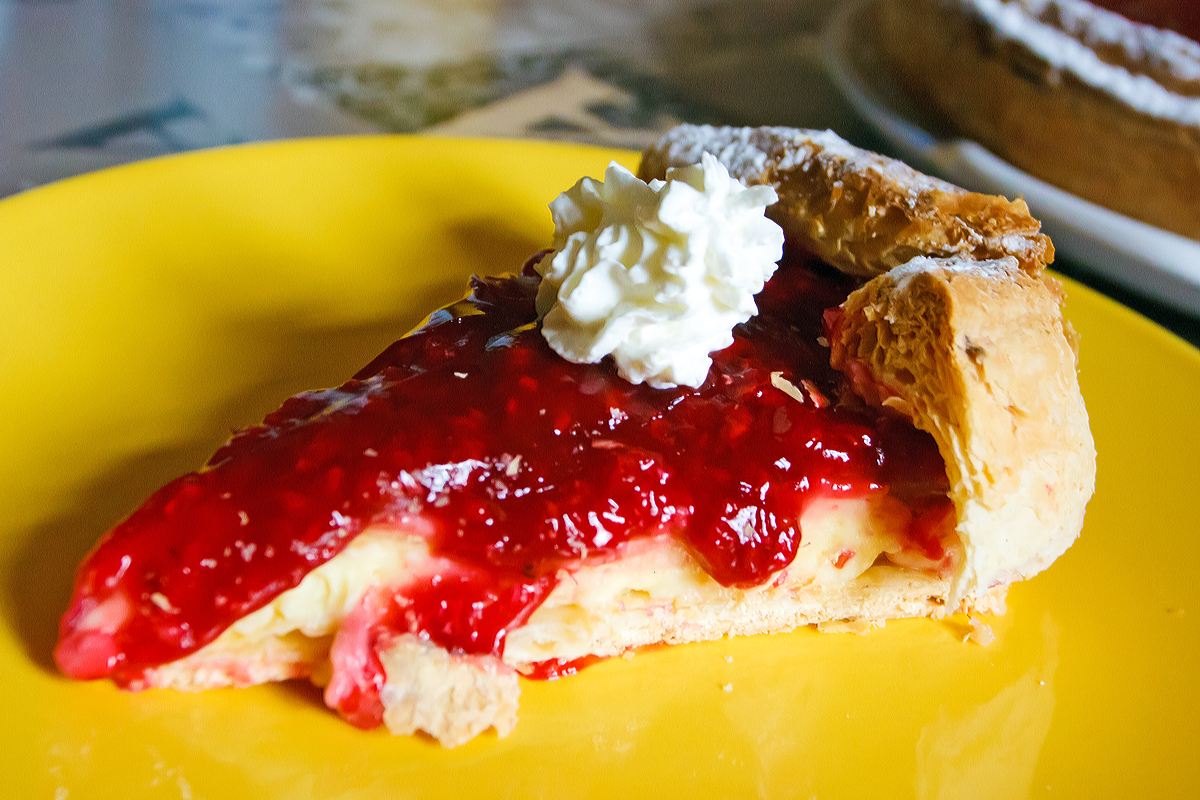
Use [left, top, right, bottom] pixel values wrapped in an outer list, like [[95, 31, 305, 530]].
[[54, 125, 1095, 748]]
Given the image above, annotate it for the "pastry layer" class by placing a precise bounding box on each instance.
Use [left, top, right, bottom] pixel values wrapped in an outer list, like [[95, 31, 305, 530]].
[[830, 256, 1095, 599], [144, 494, 974, 689], [638, 124, 1055, 275], [143, 493, 999, 744]]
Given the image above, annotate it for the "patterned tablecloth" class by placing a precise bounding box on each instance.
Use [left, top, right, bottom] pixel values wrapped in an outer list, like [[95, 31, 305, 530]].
[[1, 0, 1195, 341], [0, 0, 857, 194]]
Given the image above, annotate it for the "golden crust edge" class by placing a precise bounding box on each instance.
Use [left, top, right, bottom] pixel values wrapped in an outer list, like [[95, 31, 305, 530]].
[[830, 256, 1096, 599], [637, 124, 1055, 276]]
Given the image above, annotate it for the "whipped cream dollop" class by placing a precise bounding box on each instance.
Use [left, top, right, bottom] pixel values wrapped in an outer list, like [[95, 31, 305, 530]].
[[534, 153, 784, 389]]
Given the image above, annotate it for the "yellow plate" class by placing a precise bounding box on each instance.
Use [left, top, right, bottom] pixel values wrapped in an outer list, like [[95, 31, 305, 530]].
[[1, 137, 1196, 798]]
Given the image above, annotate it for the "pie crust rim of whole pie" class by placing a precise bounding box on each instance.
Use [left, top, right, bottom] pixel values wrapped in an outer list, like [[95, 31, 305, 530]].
[[875, 0, 1200, 241]]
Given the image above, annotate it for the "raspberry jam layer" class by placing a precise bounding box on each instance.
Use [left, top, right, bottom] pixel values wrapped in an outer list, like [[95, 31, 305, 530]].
[[55, 252, 951, 694]]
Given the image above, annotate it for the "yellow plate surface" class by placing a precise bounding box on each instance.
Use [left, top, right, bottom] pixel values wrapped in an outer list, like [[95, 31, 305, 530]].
[[1, 137, 1197, 799]]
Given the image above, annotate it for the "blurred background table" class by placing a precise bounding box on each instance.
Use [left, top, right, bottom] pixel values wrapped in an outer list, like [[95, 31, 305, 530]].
[[2, 0, 1196, 344]]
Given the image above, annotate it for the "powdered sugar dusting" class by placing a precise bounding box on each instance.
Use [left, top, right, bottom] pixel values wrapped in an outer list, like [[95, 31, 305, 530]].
[[648, 125, 1052, 273], [999, 233, 1038, 254], [651, 124, 959, 206], [960, 0, 1200, 124], [888, 255, 1021, 291], [654, 124, 771, 181]]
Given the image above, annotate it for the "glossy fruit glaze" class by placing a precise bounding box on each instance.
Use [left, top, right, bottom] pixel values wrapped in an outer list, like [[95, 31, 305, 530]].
[[55, 250, 951, 701], [1087, 0, 1200, 41]]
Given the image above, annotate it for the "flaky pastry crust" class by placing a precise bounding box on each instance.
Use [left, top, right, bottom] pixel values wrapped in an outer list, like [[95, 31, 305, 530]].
[[638, 125, 1055, 275], [644, 124, 1093, 599], [829, 257, 1094, 599]]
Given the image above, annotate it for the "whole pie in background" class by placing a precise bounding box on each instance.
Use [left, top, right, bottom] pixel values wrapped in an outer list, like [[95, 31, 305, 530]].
[[877, 0, 1200, 241]]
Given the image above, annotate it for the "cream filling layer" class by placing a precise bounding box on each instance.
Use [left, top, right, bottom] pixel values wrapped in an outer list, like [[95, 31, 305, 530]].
[[150, 493, 950, 688], [503, 495, 916, 666]]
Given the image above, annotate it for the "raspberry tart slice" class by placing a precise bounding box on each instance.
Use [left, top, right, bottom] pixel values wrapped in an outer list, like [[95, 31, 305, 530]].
[[54, 125, 1095, 747]]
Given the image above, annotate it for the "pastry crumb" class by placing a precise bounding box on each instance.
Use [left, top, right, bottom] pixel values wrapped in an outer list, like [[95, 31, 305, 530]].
[[817, 618, 879, 635], [722, 683, 733, 692], [724, 656, 733, 663], [149, 592, 176, 613], [965, 618, 995, 646], [800, 380, 829, 408], [770, 371, 806, 404]]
